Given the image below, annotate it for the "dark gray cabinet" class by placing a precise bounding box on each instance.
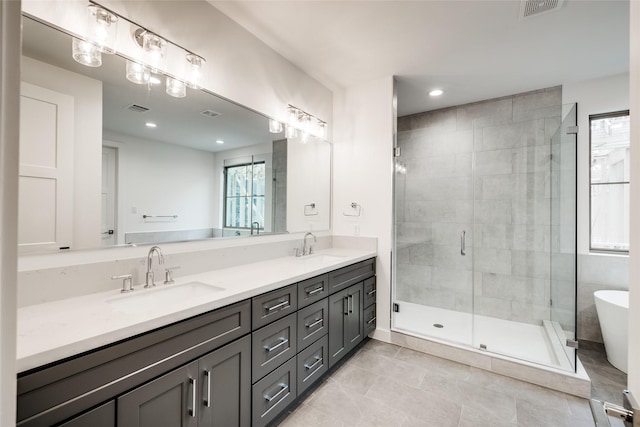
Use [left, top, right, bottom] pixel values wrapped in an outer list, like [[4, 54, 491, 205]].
[[119, 335, 250, 427], [252, 314, 297, 383], [328, 282, 364, 368], [58, 401, 115, 427]]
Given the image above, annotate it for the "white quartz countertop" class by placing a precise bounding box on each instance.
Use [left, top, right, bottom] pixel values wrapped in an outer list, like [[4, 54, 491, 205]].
[[17, 248, 376, 373]]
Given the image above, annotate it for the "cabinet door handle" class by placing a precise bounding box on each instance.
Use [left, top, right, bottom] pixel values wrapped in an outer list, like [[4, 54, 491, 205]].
[[267, 300, 289, 312], [307, 286, 324, 295], [461, 230, 466, 256], [305, 318, 323, 329], [348, 294, 354, 314], [264, 337, 289, 352], [367, 316, 377, 325], [367, 289, 376, 296], [264, 383, 288, 402], [304, 356, 323, 370], [189, 378, 197, 418], [343, 296, 349, 315], [203, 370, 211, 408]]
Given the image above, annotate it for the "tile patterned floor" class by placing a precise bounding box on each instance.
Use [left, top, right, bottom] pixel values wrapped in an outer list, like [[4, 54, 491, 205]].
[[276, 339, 598, 427]]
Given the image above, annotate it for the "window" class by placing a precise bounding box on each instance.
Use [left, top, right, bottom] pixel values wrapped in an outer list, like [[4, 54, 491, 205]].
[[590, 111, 630, 252], [224, 162, 266, 229]]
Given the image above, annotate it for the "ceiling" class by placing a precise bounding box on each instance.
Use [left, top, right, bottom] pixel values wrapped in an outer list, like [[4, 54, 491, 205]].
[[209, 0, 629, 116]]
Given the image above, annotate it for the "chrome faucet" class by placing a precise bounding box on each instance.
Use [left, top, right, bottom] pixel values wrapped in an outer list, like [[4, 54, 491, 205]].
[[303, 232, 317, 256], [251, 221, 260, 235], [145, 245, 164, 288]]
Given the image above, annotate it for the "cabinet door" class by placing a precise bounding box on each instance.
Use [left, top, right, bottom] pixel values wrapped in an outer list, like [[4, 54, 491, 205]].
[[118, 361, 198, 427], [328, 288, 348, 368], [199, 336, 251, 427], [345, 283, 364, 354], [58, 401, 115, 427]]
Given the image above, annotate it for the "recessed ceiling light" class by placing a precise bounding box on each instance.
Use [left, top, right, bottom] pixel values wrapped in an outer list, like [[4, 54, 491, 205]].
[[216, 140, 224, 144], [149, 76, 162, 85], [145, 122, 157, 128], [429, 89, 444, 97]]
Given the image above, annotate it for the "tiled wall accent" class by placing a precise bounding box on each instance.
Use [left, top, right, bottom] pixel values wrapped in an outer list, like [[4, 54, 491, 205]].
[[577, 253, 629, 342], [272, 139, 288, 233], [396, 87, 568, 327]]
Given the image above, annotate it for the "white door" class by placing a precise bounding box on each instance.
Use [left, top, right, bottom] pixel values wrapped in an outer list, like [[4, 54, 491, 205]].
[[101, 146, 118, 246], [19, 82, 74, 253]]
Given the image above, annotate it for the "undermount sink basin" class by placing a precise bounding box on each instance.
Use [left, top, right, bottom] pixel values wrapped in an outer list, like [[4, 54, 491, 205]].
[[296, 254, 346, 263], [107, 281, 225, 313]]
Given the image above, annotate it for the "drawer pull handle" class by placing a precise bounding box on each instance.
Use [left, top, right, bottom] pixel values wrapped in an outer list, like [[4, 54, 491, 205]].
[[264, 337, 289, 352], [189, 378, 197, 418], [267, 300, 290, 312], [348, 294, 354, 314], [305, 318, 323, 329], [307, 286, 324, 295], [304, 356, 323, 370], [264, 383, 288, 402], [367, 316, 377, 325], [367, 289, 376, 296], [204, 370, 211, 407]]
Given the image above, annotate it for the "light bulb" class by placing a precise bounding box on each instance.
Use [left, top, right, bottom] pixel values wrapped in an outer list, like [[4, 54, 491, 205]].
[[141, 31, 167, 73], [126, 60, 150, 85], [72, 38, 102, 67], [166, 77, 186, 98]]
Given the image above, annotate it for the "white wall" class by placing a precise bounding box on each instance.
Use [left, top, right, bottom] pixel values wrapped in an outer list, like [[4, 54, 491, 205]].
[[332, 76, 395, 340], [21, 56, 102, 250], [103, 132, 217, 241], [562, 73, 631, 342], [0, 0, 21, 423], [628, 0, 639, 402], [21, 0, 333, 132]]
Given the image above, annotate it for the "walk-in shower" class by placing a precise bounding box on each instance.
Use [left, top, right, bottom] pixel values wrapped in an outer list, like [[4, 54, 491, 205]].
[[392, 87, 578, 373]]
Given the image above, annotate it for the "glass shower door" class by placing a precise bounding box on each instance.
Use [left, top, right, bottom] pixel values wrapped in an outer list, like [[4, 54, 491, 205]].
[[393, 122, 474, 347]]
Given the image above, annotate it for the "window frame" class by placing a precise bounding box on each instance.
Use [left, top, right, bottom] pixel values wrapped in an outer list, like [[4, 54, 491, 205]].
[[588, 109, 630, 254], [223, 161, 266, 230]]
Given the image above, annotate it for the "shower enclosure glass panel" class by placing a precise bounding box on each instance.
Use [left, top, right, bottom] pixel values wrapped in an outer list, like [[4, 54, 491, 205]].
[[392, 92, 577, 373], [393, 115, 474, 346]]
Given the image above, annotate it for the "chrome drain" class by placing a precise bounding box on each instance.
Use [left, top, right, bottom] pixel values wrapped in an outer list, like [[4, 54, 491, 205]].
[[433, 323, 444, 328]]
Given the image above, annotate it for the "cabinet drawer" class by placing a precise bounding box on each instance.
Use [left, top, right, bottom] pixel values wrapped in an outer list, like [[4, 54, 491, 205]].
[[252, 314, 297, 383], [17, 300, 250, 426], [364, 304, 376, 336], [297, 335, 328, 396], [252, 357, 297, 427], [328, 258, 375, 294], [252, 284, 297, 329], [297, 274, 328, 308], [297, 299, 328, 351], [363, 276, 376, 308]]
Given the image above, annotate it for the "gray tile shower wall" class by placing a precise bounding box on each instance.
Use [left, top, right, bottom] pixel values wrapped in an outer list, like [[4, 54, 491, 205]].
[[396, 86, 564, 326]]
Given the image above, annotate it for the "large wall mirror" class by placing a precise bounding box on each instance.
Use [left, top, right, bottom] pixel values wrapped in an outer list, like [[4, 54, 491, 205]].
[[19, 15, 331, 254]]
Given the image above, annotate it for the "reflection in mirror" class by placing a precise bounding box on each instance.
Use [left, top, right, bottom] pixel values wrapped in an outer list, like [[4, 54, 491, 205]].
[[19, 16, 331, 254]]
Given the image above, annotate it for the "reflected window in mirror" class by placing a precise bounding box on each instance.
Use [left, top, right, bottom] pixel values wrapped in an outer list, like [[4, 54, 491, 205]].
[[224, 161, 266, 230]]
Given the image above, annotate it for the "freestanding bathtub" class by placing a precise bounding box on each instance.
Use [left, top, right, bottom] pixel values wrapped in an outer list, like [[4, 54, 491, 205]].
[[594, 290, 629, 373]]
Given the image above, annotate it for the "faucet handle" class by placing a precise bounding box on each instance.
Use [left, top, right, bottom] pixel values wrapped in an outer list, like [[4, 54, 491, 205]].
[[164, 266, 180, 284], [309, 245, 315, 255], [295, 247, 302, 257], [112, 274, 134, 293]]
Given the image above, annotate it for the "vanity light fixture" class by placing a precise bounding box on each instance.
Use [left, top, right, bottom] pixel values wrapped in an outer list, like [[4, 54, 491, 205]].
[[125, 60, 150, 85], [185, 53, 205, 89], [72, 38, 102, 67], [87, 4, 118, 54], [145, 122, 157, 128], [283, 105, 327, 140], [166, 76, 187, 98], [269, 119, 283, 133], [429, 89, 444, 97], [134, 29, 167, 73]]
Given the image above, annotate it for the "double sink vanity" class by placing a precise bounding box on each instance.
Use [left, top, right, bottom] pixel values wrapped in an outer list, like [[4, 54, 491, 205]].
[[16, 247, 377, 427]]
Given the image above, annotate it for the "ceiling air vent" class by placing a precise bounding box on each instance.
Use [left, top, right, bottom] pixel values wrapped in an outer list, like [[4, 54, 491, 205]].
[[520, 0, 565, 19], [200, 109, 222, 118], [125, 104, 150, 113]]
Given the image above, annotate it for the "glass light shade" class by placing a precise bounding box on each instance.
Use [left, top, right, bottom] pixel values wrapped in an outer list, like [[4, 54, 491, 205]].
[[126, 60, 150, 85], [317, 121, 326, 140], [141, 31, 167, 73], [87, 5, 118, 54], [185, 53, 205, 89], [285, 125, 298, 139], [287, 106, 298, 127], [166, 77, 187, 98], [269, 119, 283, 133], [72, 38, 102, 67]]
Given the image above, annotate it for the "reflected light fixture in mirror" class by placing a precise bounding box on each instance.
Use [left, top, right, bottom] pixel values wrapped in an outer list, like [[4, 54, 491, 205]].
[[185, 53, 205, 89], [285, 125, 298, 139], [87, 4, 118, 54], [166, 76, 186, 98], [125, 60, 150, 84], [72, 38, 102, 67], [269, 119, 283, 133]]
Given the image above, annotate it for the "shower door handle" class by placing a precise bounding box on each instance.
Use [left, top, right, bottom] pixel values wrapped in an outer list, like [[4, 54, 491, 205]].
[[461, 230, 466, 256]]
